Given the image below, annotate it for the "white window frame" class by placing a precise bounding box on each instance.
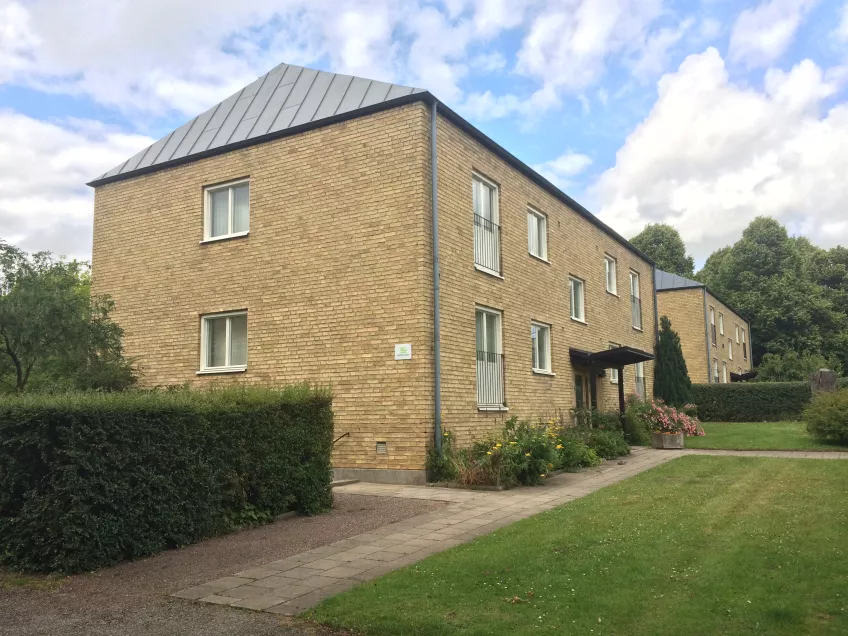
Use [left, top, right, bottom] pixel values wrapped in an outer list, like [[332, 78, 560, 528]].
[[476, 306, 505, 409], [635, 362, 646, 399], [203, 178, 250, 242], [472, 173, 501, 276], [735, 324, 740, 344], [710, 306, 716, 346], [712, 358, 719, 383], [728, 338, 734, 360], [531, 321, 553, 374], [609, 343, 620, 384], [604, 255, 617, 295], [527, 207, 548, 261], [569, 276, 586, 323], [199, 310, 248, 373], [630, 270, 642, 330], [719, 312, 724, 335], [722, 361, 728, 384]]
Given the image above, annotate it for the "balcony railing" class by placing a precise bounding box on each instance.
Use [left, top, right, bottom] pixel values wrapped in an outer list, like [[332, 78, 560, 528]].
[[631, 295, 642, 330], [474, 213, 501, 274], [476, 350, 505, 408]]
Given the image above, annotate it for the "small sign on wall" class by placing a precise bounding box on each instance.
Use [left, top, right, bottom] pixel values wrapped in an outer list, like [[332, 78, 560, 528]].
[[394, 344, 412, 360]]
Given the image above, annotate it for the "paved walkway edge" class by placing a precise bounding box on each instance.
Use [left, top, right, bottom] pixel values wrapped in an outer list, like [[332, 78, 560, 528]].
[[174, 447, 847, 615]]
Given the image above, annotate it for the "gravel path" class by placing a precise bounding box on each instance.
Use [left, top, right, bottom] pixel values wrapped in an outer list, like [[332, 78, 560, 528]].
[[0, 493, 444, 636]]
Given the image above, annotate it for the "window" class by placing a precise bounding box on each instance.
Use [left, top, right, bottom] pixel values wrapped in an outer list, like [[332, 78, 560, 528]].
[[712, 359, 719, 383], [630, 271, 642, 329], [531, 322, 552, 373], [200, 311, 247, 372], [719, 312, 724, 335], [635, 362, 646, 399], [570, 277, 585, 322], [735, 324, 740, 344], [709, 307, 717, 345], [476, 307, 505, 407], [609, 343, 620, 383], [728, 338, 734, 360], [722, 361, 728, 384], [204, 179, 249, 241], [742, 328, 748, 361], [527, 209, 547, 260], [604, 255, 617, 295], [574, 373, 586, 409], [473, 174, 501, 274]]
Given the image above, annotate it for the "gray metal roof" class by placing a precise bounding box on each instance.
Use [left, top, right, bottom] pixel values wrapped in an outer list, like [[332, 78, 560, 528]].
[[94, 64, 425, 182], [654, 268, 704, 291]]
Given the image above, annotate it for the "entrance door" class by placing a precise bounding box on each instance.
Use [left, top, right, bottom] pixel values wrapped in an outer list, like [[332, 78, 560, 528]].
[[574, 373, 589, 409]]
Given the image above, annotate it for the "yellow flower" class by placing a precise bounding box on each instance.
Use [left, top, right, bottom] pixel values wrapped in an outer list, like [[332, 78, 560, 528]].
[[547, 463, 553, 469], [495, 443, 502, 448], [509, 441, 517, 445], [486, 451, 492, 455], [540, 474, 546, 478], [556, 444, 563, 449], [525, 452, 531, 457]]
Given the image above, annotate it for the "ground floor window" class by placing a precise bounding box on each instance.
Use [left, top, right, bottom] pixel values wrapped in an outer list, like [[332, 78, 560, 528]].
[[531, 322, 552, 373], [713, 358, 719, 383], [635, 362, 646, 399], [200, 311, 247, 372], [722, 361, 728, 383], [476, 307, 505, 407]]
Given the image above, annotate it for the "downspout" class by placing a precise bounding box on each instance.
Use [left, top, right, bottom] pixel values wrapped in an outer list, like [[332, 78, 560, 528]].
[[651, 264, 659, 398], [702, 288, 711, 383], [431, 99, 443, 454]]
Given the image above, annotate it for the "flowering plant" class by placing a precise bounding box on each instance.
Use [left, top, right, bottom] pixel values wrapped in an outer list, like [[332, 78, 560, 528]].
[[647, 399, 705, 436]]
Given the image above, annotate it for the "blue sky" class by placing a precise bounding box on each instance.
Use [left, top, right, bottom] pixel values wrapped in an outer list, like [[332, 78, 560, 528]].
[[2, 0, 848, 264]]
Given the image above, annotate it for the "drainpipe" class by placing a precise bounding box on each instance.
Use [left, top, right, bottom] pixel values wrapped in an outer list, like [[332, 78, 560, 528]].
[[651, 264, 659, 399], [431, 99, 443, 453], [702, 288, 711, 383]]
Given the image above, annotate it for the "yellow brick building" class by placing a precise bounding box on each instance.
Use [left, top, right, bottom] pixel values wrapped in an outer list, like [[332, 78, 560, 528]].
[[655, 270, 753, 384], [90, 64, 657, 484]]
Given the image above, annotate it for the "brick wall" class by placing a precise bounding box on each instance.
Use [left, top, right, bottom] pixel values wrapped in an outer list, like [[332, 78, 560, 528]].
[[706, 291, 752, 381], [92, 103, 436, 473], [433, 113, 656, 446]]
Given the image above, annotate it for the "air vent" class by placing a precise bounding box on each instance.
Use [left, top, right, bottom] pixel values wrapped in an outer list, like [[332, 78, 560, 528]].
[[376, 441, 388, 455]]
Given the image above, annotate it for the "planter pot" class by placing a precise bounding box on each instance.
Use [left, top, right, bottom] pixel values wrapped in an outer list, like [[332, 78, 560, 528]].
[[651, 432, 684, 449]]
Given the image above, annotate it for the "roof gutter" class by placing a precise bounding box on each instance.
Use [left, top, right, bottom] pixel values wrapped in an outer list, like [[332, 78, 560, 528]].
[[430, 100, 442, 455]]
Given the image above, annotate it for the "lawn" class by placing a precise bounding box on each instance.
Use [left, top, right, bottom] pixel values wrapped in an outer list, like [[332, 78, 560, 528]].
[[310, 456, 848, 636], [684, 422, 847, 451]]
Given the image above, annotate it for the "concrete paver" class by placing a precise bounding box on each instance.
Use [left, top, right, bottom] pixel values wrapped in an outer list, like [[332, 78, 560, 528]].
[[177, 447, 846, 615]]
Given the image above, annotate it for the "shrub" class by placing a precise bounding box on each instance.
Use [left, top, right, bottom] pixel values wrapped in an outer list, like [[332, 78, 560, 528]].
[[0, 386, 333, 573], [426, 430, 458, 483], [623, 394, 652, 445], [691, 382, 811, 421], [581, 428, 631, 458], [556, 438, 601, 472], [804, 388, 848, 444], [643, 399, 704, 436], [654, 316, 692, 406]]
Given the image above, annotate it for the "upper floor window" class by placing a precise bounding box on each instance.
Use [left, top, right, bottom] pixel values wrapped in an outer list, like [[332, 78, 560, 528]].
[[719, 312, 724, 335], [200, 311, 247, 373], [728, 338, 734, 360], [204, 179, 249, 241], [531, 322, 552, 373], [735, 324, 740, 343], [630, 271, 642, 330], [605, 255, 617, 295], [527, 208, 548, 260], [742, 328, 748, 360], [570, 277, 585, 322], [709, 306, 717, 345], [712, 358, 719, 383], [472, 174, 501, 275]]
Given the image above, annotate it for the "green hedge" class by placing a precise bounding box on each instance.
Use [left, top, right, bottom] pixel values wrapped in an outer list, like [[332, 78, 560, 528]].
[[691, 382, 811, 422], [0, 386, 333, 573]]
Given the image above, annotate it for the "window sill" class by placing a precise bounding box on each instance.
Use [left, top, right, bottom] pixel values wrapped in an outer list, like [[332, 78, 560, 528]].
[[606, 290, 619, 298], [529, 253, 550, 265], [571, 317, 588, 326], [478, 405, 509, 412], [196, 366, 247, 375], [200, 231, 249, 244], [474, 264, 504, 279], [532, 369, 555, 377], [610, 380, 619, 385], [632, 326, 644, 332]]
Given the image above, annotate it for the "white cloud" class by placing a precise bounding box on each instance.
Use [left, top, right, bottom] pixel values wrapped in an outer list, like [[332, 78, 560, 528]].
[[628, 19, 693, 81], [595, 48, 848, 260], [729, 0, 819, 69], [838, 2, 848, 41], [0, 110, 153, 259], [533, 152, 593, 189]]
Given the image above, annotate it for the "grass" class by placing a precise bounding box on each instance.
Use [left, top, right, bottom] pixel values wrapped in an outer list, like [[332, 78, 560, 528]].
[[0, 569, 64, 591], [684, 422, 848, 451], [309, 456, 848, 636]]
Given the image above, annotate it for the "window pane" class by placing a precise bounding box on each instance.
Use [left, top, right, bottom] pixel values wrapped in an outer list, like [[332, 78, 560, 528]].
[[229, 314, 247, 366], [476, 310, 484, 351], [206, 317, 228, 367], [538, 216, 546, 258], [210, 189, 229, 237], [538, 327, 549, 369], [232, 184, 249, 233], [572, 280, 583, 319], [531, 325, 538, 369], [528, 213, 537, 255], [485, 313, 498, 353]]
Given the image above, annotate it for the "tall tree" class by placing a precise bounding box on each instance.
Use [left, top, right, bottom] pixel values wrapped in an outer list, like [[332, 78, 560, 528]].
[[630, 223, 695, 277], [0, 240, 135, 392], [697, 217, 848, 367], [654, 315, 692, 406]]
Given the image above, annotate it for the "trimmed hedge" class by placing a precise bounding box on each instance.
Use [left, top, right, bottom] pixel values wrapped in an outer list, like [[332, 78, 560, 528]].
[[0, 386, 333, 573], [691, 382, 811, 422]]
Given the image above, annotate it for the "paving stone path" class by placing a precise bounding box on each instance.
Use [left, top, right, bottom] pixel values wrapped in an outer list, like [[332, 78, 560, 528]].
[[175, 447, 847, 615]]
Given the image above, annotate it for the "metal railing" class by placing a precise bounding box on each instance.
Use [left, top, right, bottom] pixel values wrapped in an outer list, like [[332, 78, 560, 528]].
[[631, 295, 642, 330], [476, 350, 505, 407], [473, 213, 501, 274]]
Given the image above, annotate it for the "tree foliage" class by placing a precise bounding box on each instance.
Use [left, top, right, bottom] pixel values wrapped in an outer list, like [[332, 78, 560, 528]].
[[630, 223, 695, 277], [654, 315, 692, 406], [696, 217, 848, 369], [756, 351, 843, 382], [0, 240, 136, 393]]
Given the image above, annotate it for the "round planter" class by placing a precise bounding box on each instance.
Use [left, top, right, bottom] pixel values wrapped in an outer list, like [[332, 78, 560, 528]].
[[651, 432, 684, 449]]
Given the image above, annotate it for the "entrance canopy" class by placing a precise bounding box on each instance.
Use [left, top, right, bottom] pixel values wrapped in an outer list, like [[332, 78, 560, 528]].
[[730, 370, 758, 382], [569, 346, 654, 369]]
